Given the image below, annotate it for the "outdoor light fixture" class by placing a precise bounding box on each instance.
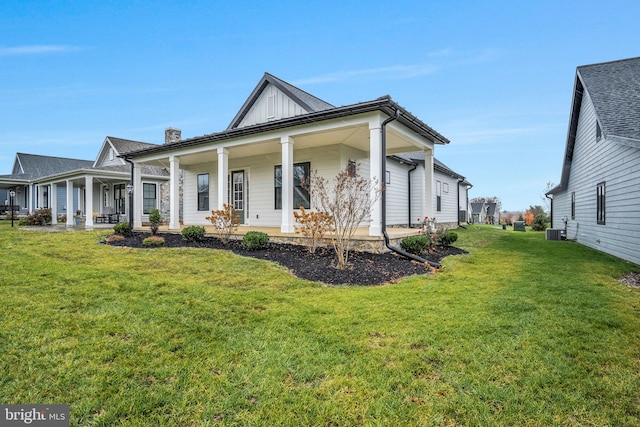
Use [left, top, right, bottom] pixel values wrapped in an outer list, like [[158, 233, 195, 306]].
[[9, 189, 16, 228]]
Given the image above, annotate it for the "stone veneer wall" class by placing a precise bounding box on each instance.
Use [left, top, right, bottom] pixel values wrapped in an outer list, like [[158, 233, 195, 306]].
[[159, 170, 183, 223]]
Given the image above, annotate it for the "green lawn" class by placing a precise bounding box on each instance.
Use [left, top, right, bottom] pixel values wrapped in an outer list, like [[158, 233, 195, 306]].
[[1, 223, 639, 426]]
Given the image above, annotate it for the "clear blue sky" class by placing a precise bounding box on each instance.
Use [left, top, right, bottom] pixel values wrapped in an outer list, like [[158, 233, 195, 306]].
[[2, 1, 639, 212]]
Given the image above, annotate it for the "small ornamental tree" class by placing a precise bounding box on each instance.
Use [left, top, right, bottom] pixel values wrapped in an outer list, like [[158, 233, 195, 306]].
[[148, 208, 161, 235], [307, 165, 382, 270], [293, 206, 333, 253], [205, 203, 240, 243], [524, 211, 534, 226]]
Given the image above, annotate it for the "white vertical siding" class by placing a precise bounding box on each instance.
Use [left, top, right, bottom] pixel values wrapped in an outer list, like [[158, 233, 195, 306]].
[[434, 171, 460, 225], [237, 84, 309, 128], [386, 160, 410, 226], [553, 92, 640, 265]]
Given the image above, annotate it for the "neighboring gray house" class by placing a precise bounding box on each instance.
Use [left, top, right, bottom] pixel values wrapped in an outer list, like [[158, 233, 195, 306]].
[[470, 202, 488, 224], [0, 153, 93, 214], [546, 57, 640, 266], [123, 72, 467, 236], [0, 136, 169, 226]]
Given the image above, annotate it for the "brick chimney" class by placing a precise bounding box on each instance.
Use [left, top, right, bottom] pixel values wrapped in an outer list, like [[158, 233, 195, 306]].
[[165, 128, 181, 144]]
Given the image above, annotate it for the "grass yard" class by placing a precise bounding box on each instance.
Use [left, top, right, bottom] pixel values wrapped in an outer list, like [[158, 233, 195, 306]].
[[1, 223, 639, 426]]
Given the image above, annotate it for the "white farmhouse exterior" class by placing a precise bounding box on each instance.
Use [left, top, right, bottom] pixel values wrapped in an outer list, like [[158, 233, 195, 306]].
[[124, 73, 459, 236], [547, 57, 640, 266]]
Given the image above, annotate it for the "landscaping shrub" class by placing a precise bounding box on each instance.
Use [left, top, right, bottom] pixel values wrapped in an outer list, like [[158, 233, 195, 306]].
[[531, 213, 549, 231], [104, 234, 125, 244], [400, 235, 431, 255], [182, 225, 205, 242], [113, 222, 130, 236], [142, 235, 165, 247], [439, 230, 458, 246], [149, 208, 161, 235], [242, 231, 269, 250], [293, 206, 333, 253], [18, 208, 52, 226], [205, 203, 239, 243]]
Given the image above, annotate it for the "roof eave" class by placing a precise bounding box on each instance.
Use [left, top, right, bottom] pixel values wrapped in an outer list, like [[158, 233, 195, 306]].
[[125, 98, 449, 159]]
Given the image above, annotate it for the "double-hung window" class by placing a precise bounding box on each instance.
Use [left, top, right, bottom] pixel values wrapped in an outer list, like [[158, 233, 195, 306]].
[[197, 174, 209, 211], [274, 162, 310, 210], [143, 183, 157, 214]]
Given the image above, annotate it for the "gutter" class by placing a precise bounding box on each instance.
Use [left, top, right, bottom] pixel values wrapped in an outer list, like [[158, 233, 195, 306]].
[[381, 110, 441, 269]]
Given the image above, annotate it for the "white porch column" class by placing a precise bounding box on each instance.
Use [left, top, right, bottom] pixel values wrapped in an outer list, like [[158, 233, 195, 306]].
[[66, 180, 74, 226], [85, 176, 94, 227], [217, 148, 229, 209], [424, 149, 434, 219], [169, 155, 181, 229], [28, 184, 33, 213], [280, 136, 295, 233], [133, 164, 143, 228], [51, 183, 58, 224], [369, 120, 383, 236]]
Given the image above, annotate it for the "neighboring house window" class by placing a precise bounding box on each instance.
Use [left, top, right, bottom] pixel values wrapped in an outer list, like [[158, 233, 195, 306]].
[[274, 162, 310, 210], [596, 121, 602, 141], [436, 180, 442, 212], [197, 174, 209, 211], [596, 182, 605, 225], [143, 183, 157, 214], [347, 160, 356, 177], [114, 184, 125, 214], [571, 191, 575, 220], [43, 187, 49, 208]]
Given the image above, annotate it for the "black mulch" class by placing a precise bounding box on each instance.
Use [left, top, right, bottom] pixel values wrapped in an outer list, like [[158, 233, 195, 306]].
[[105, 232, 468, 286]]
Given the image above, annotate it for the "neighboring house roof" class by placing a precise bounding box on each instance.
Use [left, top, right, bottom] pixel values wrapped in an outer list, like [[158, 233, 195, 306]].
[[227, 72, 335, 130], [124, 74, 450, 159], [548, 57, 640, 195], [108, 136, 159, 155], [2, 153, 93, 181], [470, 202, 485, 214], [486, 202, 497, 217], [578, 57, 640, 143]]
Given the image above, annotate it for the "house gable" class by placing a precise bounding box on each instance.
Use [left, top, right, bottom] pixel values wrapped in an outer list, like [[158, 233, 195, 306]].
[[227, 72, 335, 130], [94, 136, 159, 168]]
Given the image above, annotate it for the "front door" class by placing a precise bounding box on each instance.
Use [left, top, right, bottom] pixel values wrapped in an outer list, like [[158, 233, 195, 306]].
[[232, 170, 245, 224]]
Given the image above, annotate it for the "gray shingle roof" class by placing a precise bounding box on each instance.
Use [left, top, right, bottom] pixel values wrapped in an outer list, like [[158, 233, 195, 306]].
[[107, 137, 159, 154], [578, 57, 640, 142], [10, 153, 93, 180]]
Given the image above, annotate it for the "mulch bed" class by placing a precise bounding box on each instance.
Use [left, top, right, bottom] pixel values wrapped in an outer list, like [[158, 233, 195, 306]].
[[619, 272, 640, 288], [105, 232, 468, 286]]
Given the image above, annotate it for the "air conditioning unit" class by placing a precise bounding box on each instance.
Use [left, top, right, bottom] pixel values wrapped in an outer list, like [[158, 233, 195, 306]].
[[546, 229, 563, 240]]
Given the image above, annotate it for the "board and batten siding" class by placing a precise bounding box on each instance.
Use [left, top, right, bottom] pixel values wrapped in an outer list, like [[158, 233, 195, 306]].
[[433, 171, 460, 225], [385, 160, 410, 226], [552, 91, 640, 266], [237, 85, 309, 128]]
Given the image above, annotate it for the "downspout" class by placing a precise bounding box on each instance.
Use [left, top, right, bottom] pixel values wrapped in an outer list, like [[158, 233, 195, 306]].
[[381, 111, 441, 268], [456, 178, 462, 227], [545, 193, 553, 227], [407, 163, 417, 227]]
